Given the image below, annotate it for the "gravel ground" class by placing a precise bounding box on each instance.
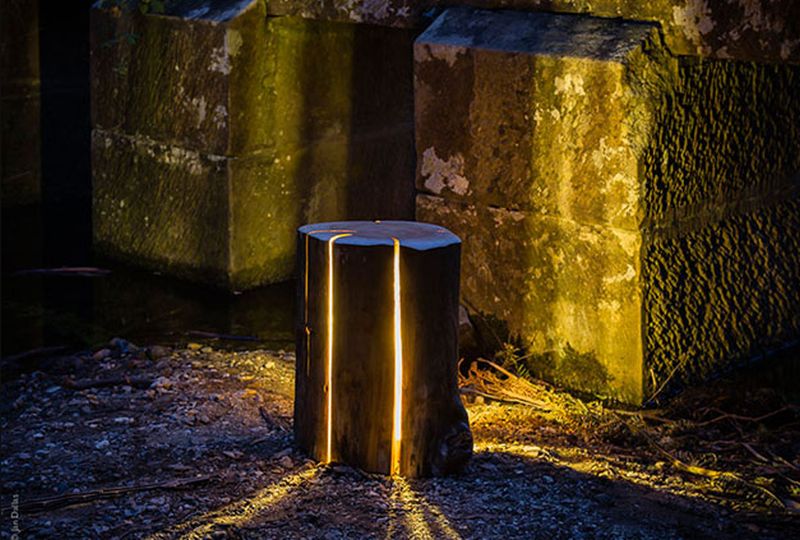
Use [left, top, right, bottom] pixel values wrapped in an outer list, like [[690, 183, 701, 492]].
[[1, 341, 797, 539]]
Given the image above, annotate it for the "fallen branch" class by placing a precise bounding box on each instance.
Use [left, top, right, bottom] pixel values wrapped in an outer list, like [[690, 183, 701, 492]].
[[692, 406, 796, 428], [460, 387, 551, 410], [259, 406, 290, 431], [4, 475, 210, 514], [627, 418, 786, 508], [1, 345, 72, 365], [611, 409, 673, 424], [12, 267, 111, 277], [741, 442, 770, 463], [187, 331, 260, 342], [61, 375, 154, 391], [645, 353, 689, 405], [458, 358, 551, 410]]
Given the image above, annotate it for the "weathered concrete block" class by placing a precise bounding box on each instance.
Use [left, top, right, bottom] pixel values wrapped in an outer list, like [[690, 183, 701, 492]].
[[415, 7, 800, 402], [93, 123, 413, 289], [92, 130, 231, 283], [643, 196, 800, 385], [268, 0, 800, 63], [417, 194, 645, 402], [415, 8, 666, 230], [1, 0, 41, 205], [91, 0, 416, 288]]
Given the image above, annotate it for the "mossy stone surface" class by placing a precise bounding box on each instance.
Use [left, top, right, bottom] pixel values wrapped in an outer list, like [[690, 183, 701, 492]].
[[268, 0, 800, 63], [90, 4, 232, 154], [92, 130, 231, 285], [91, 1, 417, 289], [415, 8, 666, 230], [415, 7, 800, 403], [417, 194, 644, 403]]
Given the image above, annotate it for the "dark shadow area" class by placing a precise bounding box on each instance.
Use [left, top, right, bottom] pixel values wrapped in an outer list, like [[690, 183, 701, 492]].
[[39, 0, 93, 266], [2, 3, 297, 359], [1, 256, 295, 358], [345, 22, 418, 220], [19, 446, 796, 539]]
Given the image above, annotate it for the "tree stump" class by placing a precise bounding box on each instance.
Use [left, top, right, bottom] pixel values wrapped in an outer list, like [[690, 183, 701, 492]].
[[294, 221, 472, 477]]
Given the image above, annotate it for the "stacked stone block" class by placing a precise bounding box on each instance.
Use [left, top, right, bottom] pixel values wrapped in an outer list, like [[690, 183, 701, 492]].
[[268, 0, 800, 63], [415, 7, 800, 403], [91, 0, 415, 289]]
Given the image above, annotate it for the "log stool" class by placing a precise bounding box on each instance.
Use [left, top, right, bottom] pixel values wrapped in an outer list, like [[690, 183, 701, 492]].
[[294, 221, 472, 477]]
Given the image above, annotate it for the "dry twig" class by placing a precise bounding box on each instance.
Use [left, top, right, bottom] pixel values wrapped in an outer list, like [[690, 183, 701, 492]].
[[4, 475, 210, 514]]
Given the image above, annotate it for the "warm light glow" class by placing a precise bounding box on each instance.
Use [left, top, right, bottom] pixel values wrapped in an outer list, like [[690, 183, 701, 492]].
[[304, 229, 353, 379], [151, 467, 318, 538], [389, 477, 462, 539], [327, 233, 351, 463], [391, 237, 403, 476], [304, 235, 311, 376]]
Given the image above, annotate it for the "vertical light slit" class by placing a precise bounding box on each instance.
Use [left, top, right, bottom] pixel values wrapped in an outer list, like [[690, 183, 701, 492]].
[[391, 237, 403, 476], [326, 233, 351, 463], [304, 235, 311, 376]]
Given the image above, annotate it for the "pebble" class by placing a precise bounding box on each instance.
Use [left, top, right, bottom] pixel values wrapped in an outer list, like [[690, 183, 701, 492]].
[[187, 343, 203, 351], [151, 376, 173, 391], [4, 343, 773, 539], [93, 348, 112, 361], [148, 345, 171, 359]]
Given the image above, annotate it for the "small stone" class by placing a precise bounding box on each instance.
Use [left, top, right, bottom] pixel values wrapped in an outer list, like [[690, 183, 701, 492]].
[[187, 343, 202, 351], [200, 346, 213, 354], [147, 345, 171, 360], [110, 337, 135, 354], [274, 448, 292, 459], [279, 456, 294, 468], [93, 348, 112, 361], [95, 439, 110, 450], [151, 376, 173, 391]]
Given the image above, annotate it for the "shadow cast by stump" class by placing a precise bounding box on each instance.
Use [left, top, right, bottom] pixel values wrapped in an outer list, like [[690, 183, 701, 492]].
[[143, 449, 794, 539]]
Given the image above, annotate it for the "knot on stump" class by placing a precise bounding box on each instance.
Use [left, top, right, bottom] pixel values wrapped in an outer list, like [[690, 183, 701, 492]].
[[294, 221, 472, 477]]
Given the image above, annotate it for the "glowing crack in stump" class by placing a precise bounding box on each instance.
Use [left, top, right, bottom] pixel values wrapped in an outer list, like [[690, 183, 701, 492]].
[[294, 221, 472, 477]]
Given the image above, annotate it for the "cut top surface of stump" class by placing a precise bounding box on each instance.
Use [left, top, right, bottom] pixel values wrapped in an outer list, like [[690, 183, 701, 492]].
[[298, 221, 460, 250]]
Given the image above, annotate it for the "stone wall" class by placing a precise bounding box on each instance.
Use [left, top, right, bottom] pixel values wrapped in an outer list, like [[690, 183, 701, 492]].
[[91, 0, 416, 289], [415, 7, 800, 402], [1, 0, 41, 206], [88, 0, 799, 401], [268, 0, 800, 63]]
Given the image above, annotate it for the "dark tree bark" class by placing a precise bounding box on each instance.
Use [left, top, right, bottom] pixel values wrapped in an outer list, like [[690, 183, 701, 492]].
[[294, 221, 472, 477]]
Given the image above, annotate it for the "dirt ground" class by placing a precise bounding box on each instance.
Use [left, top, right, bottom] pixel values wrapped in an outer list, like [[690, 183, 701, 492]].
[[1, 341, 798, 539]]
